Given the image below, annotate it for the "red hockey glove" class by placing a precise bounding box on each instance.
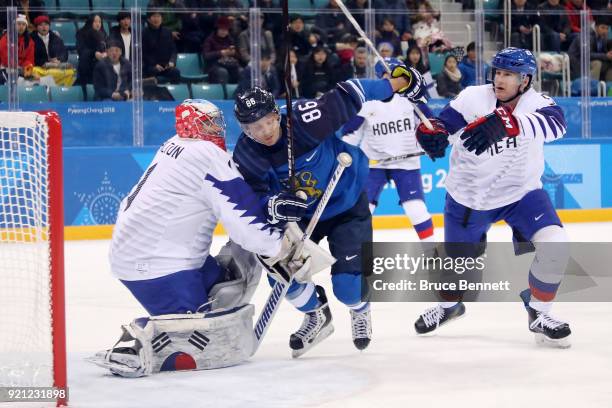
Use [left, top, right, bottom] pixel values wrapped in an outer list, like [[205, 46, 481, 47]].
[[460, 106, 519, 155]]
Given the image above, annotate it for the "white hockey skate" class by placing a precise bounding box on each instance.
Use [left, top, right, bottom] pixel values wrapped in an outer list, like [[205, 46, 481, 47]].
[[290, 285, 334, 358], [350, 308, 372, 350]]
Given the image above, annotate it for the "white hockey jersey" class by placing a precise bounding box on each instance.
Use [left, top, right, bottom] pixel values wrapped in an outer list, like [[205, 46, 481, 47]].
[[342, 94, 423, 170], [109, 136, 282, 281], [444, 85, 566, 210]]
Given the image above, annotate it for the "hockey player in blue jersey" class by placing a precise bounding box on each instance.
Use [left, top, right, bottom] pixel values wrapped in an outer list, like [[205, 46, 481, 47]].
[[414, 48, 572, 348], [233, 69, 427, 357]]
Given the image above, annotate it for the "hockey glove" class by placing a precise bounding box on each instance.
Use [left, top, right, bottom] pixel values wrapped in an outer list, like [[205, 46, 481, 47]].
[[267, 190, 308, 225], [391, 65, 428, 104], [460, 106, 520, 156], [416, 118, 450, 160], [257, 223, 336, 285]]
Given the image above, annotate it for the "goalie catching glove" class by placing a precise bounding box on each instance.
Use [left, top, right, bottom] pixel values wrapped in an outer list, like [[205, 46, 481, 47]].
[[257, 222, 336, 285], [416, 118, 450, 160], [460, 106, 520, 155]]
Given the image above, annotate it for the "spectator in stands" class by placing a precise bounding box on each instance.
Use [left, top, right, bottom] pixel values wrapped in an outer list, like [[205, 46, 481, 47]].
[[237, 13, 276, 65], [260, 0, 283, 45], [568, 16, 612, 81], [286, 14, 311, 60], [316, 0, 351, 46], [458, 41, 489, 87], [0, 14, 34, 82], [347, 0, 368, 31], [376, 18, 402, 57], [203, 16, 241, 84], [76, 14, 107, 87], [16, 0, 46, 31], [219, 0, 249, 35], [32, 15, 67, 68], [590, 17, 612, 81], [31, 15, 74, 87], [378, 41, 395, 58], [277, 49, 304, 98], [413, 2, 451, 52], [142, 11, 181, 83], [109, 11, 132, 61], [374, 0, 412, 42], [93, 40, 132, 101], [510, 0, 537, 50], [436, 54, 462, 98], [180, 0, 212, 53], [537, 0, 572, 52], [337, 45, 368, 81], [302, 46, 337, 98], [236, 50, 280, 97], [148, 0, 186, 42], [565, 0, 592, 37], [406, 45, 429, 74]]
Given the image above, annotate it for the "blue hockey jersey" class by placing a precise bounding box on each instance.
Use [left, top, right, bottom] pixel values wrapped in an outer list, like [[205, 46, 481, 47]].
[[233, 79, 395, 221]]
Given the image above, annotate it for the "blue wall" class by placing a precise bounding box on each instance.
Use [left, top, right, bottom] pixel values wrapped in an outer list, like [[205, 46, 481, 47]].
[[62, 140, 612, 226]]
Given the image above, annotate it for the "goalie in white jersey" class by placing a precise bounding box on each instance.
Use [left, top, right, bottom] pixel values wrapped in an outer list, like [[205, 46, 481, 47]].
[[92, 99, 320, 377], [414, 48, 572, 348], [342, 57, 435, 245]]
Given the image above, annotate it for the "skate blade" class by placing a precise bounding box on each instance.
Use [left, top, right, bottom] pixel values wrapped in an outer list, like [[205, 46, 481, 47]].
[[291, 324, 335, 359], [416, 312, 466, 336], [534, 333, 571, 349]]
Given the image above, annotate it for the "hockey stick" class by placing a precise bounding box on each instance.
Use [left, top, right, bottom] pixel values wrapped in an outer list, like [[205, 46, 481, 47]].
[[369, 151, 425, 165], [252, 153, 353, 354], [334, 0, 433, 130], [282, 0, 296, 190]]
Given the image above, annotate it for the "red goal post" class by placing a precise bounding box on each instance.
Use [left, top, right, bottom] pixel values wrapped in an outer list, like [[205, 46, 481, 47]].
[[0, 111, 67, 406]]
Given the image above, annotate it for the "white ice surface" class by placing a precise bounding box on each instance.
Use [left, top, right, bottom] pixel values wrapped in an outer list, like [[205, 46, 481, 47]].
[[58, 223, 612, 407]]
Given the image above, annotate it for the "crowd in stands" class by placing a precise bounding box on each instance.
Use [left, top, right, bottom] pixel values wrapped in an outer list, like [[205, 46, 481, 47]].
[[0, 0, 610, 101]]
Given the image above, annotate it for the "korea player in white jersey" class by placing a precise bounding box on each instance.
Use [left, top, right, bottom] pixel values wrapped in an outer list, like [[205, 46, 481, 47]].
[[343, 57, 435, 246], [414, 48, 571, 348], [91, 100, 320, 377]]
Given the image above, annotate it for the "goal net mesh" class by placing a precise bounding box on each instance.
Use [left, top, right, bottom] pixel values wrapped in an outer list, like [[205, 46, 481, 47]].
[[0, 112, 54, 387]]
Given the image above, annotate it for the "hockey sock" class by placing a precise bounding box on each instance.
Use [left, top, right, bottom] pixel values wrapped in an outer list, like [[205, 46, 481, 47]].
[[349, 301, 370, 313], [286, 281, 321, 312], [402, 200, 434, 241]]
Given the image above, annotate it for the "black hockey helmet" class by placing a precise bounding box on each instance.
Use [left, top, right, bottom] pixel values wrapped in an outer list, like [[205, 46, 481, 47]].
[[234, 86, 279, 124]]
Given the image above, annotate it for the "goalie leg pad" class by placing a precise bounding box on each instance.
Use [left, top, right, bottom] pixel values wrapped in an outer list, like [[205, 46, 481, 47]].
[[88, 305, 255, 377]]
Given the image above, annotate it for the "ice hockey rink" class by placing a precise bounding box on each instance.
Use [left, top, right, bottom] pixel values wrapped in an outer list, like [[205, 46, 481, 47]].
[[63, 222, 612, 408]]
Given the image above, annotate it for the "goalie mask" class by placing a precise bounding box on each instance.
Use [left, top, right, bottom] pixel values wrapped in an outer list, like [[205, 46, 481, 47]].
[[175, 99, 227, 150]]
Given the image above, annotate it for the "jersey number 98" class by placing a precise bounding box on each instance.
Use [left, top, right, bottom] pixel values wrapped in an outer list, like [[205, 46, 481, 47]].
[[297, 101, 321, 123]]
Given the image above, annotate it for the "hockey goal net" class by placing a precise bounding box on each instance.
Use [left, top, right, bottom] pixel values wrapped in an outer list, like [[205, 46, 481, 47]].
[[0, 111, 67, 406]]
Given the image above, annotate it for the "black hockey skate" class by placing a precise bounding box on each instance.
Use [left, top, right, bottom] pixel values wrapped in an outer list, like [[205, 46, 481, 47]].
[[414, 302, 466, 334], [290, 285, 334, 358], [350, 308, 372, 350], [520, 289, 571, 348]]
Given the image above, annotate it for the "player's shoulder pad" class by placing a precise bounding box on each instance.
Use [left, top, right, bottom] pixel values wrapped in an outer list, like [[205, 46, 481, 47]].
[[518, 88, 558, 111]]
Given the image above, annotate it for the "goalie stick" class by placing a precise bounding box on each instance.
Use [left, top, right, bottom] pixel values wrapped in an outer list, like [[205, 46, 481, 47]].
[[252, 153, 353, 354], [334, 0, 433, 130]]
